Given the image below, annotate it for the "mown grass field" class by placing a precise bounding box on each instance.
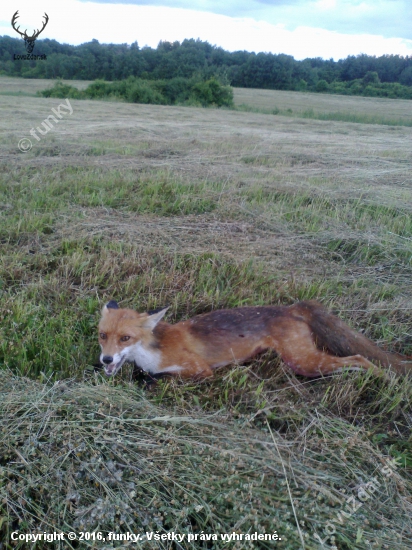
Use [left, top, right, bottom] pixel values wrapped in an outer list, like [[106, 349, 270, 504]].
[[233, 87, 412, 126], [0, 76, 411, 549]]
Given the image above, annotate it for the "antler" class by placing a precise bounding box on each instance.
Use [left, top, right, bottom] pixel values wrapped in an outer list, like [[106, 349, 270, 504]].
[[11, 11, 49, 39], [11, 11, 25, 37], [31, 13, 49, 40]]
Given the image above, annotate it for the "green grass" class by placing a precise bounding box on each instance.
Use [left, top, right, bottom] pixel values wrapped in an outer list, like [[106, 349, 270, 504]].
[[301, 108, 412, 127], [233, 87, 412, 126], [0, 167, 221, 218], [0, 166, 411, 381], [236, 103, 412, 127]]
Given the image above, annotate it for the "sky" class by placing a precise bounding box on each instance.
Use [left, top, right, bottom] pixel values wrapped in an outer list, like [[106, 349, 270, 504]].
[[1, 0, 411, 60]]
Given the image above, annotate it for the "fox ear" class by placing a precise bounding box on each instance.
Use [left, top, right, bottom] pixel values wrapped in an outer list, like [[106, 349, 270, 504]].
[[102, 300, 119, 313], [143, 307, 169, 329], [147, 306, 169, 315]]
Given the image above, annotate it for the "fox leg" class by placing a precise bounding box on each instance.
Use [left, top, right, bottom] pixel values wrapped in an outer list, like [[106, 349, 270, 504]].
[[272, 323, 384, 378], [172, 355, 214, 380]]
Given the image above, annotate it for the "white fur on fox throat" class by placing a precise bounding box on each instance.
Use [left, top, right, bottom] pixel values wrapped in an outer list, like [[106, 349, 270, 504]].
[[101, 341, 183, 376]]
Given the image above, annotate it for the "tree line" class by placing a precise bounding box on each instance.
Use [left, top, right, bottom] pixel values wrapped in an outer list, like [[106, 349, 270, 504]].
[[1, 36, 412, 99]]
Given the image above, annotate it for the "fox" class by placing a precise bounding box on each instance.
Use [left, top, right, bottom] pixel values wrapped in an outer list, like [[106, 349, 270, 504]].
[[98, 300, 412, 380]]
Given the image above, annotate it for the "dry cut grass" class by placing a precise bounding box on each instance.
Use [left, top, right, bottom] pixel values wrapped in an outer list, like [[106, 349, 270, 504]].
[[1, 369, 411, 549]]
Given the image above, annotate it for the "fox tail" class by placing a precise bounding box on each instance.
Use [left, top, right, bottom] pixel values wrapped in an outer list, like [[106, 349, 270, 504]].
[[296, 300, 412, 375]]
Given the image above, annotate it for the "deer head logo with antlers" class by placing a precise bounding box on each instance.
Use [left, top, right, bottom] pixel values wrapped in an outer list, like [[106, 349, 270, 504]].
[[11, 11, 49, 54]]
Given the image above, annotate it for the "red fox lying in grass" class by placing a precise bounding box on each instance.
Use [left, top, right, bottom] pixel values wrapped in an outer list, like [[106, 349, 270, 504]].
[[98, 300, 412, 380]]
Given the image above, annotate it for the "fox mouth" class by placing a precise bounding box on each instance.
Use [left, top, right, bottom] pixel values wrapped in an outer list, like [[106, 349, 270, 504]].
[[103, 356, 126, 376]]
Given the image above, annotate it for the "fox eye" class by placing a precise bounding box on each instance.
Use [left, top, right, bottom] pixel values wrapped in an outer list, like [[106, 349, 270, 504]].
[[120, 335, 130, 342], [99, 332, 107, 340]]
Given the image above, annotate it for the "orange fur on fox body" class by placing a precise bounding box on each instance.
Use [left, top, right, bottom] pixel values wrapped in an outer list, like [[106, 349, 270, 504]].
[[98, 300, 412, 379]]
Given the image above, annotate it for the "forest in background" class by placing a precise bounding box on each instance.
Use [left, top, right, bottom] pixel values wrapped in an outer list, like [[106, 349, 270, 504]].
[[1, 35, 412, 99]]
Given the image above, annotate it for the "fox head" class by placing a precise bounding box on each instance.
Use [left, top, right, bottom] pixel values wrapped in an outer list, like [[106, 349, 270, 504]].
[[98, 301, 169, 376]]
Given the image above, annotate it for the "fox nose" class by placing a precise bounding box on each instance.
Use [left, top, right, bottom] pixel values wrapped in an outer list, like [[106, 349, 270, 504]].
[[102, 355, 113, 365]]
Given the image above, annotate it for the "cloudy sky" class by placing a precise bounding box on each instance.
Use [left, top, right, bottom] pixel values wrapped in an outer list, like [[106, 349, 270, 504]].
[[1, 0, 411, 60]]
